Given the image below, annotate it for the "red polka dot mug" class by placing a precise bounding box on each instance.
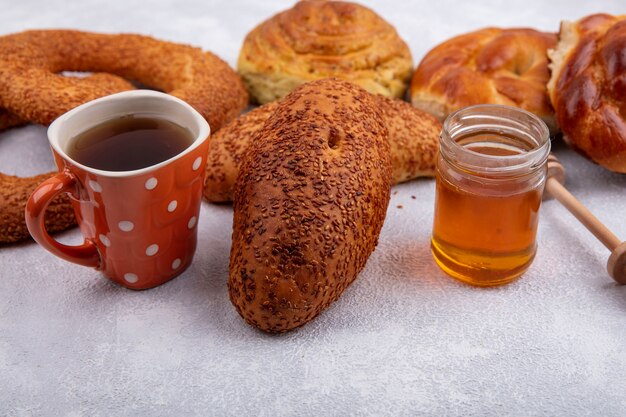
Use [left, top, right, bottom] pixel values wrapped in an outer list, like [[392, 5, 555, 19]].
[[25, 90, 210, 290]]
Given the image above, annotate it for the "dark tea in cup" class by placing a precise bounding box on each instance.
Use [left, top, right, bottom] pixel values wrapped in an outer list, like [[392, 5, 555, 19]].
[[67, 115, 194, 171]]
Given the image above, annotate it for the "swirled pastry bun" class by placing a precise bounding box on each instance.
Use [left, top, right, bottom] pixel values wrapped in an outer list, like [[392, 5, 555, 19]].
[[410, 28, 557, 131], [237, 1, 413, 104]]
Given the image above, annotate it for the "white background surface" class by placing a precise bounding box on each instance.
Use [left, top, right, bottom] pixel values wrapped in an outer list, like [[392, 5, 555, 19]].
[[1, 1, 626, 416]]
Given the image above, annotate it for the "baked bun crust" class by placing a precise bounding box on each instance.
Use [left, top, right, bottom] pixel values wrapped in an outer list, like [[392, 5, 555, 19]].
[[0, 173, 76, 243], [410, 27, 557, 131], [204, 103, 276, 203], [0, 30, 248, 131], [238, 1, 413, 104], [548, 14, 626, 173], [381, 96, 439, 183], [228, 78, 392, 332], [204, 93, 440, 203]]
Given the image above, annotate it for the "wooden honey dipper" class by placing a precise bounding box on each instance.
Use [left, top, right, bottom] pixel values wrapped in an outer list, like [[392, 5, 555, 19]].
[[545, 154, 626, 284]]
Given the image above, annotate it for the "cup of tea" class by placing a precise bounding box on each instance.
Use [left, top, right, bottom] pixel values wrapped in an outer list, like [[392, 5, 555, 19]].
[[25, 90, 210, 290]]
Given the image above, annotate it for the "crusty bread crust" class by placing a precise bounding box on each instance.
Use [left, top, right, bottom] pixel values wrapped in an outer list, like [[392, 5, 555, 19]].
[[205, 104, 277, 203], [381, 96, 439, 183], [0, 30, 248, 131], [0, 173, 76, 243], [238, 1, 413, 104], [228, 79, 392, 332], [548, 14, 626, 173], [546, 21, 578, 107], [410, 27, 557, 132], [204, 93, 440, 203]]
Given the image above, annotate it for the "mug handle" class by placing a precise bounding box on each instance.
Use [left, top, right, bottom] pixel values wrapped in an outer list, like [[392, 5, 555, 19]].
[[25, 170, 100, 268]]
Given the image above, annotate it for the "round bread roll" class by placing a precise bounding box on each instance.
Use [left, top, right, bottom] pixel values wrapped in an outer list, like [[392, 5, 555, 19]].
[[204, 103, 276, 203], [229, 78, 392, 333], [548, 14, 626, 173], [238, 1, 413, 104], [204, 92, 440, 202], [410, 27, 557, 131], [381, 95, 439, 184]]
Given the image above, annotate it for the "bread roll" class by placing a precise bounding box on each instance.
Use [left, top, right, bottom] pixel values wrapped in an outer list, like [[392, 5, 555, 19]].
[[204, 103, 276, 203], [238, 1, 413, 104], [204, 93, 439, 202], [381, 96, 439, 184], [548, 14, 626, 173], [228, 78, 392, 332], [410, 28, 557, 132]]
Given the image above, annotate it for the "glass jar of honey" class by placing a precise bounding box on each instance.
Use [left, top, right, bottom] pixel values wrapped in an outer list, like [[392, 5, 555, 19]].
[[431, 104, 550, 286]]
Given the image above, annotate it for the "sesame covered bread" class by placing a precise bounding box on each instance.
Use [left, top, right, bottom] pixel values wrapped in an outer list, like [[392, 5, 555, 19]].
[[228, 78, 392, 332], [0, 173, 76, 243], [204, 93, 440, 203]]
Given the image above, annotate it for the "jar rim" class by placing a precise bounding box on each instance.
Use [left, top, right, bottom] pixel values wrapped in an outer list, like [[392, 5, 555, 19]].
[[441, 104, 551, 176]]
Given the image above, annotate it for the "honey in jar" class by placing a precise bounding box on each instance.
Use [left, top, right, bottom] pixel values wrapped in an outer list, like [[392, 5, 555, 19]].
[[431, 105, 550, 286]]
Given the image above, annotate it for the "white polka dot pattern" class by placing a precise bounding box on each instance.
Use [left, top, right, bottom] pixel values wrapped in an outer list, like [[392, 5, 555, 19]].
[[145, 244, 159, 256], [145, 177, 158, 190], [124, 273, 138, 283], [192, 157, 202, 171], [118, 221, 134, 232], [65, 125, 211, 291], [99, 234, 111, 247], [89, 180, 102, 193]]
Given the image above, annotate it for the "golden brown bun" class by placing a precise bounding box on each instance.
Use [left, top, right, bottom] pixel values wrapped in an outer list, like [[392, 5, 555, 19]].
[[204, 93, 440, 202], [548, 14, 626, 173], [381, 96, 439, 183], [410, 28, 557, 131], [229, 78, 392, 333], [238, 1, 413, 104], [0, 173, 76, 243], [0, 72, 135, 131], [0, 30, 248, 131], [204, 104, 276, 203]]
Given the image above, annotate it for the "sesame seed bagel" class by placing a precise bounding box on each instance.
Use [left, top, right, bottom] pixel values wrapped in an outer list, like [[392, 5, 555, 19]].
[[0, 30, 248, 130], [0, 71, 136, 131], [204, 92, 440, 203], [0, 173, 76, 244], [228, 78, 392, 333], [0, 71, 137, 130]]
